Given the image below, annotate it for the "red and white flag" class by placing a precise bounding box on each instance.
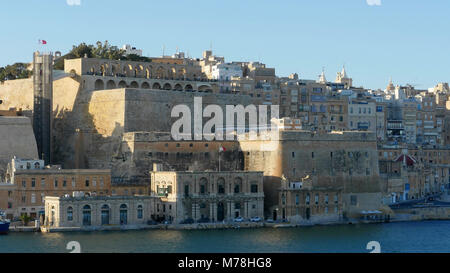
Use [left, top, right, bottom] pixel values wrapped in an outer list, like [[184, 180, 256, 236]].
[[38, 40, 47, 45], [219, 146, 226, 152]]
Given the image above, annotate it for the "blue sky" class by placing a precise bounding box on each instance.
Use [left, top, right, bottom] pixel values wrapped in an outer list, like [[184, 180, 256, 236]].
[[0, 0, 449, 90]]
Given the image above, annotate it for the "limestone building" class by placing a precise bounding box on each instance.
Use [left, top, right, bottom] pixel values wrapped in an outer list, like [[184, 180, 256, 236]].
[[44, 195, 155, 228], [0, 157, 111, 220], [150, 169, 264, 223], [239, 130, 384, 220], [0, 115, 38, 180]]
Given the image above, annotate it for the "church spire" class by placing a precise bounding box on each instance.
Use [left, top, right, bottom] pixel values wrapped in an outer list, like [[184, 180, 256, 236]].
[[386, 77, 395, 92], [341, 65, 348, 78], [318, 67, 327, 84]]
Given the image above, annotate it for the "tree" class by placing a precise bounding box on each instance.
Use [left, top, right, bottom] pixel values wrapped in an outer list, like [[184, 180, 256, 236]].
[[20, 214, 32, 226], [53, 40, 130, 70], [71, 42, 93, 58], [0, 63, 32, 82]]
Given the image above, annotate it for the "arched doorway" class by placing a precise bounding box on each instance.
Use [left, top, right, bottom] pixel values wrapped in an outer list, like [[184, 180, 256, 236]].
[[120, 204, 128, 225], [101, 204, 110, 225], [82, 205, 91, 226], [217, 202, 225, 221]]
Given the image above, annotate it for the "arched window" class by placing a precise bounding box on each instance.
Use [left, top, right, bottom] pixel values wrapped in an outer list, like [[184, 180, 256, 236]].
[[34, 162, 40, 169], [82, 205, 91, 226], [199, 178, 208, 194], [67, 207, 73, 221], [137, 205, 143, 219], [101, 204, 109, 225], [120, 204, 128, 225], [234, 177, 242, 194], [217, 178, 225, 194]]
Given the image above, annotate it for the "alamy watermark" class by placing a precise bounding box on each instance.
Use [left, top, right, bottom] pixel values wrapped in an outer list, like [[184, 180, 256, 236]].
[[170, 97, 280, 150]]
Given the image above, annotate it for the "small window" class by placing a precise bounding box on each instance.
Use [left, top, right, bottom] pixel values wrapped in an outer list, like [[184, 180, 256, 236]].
[[67, 207, 73, 221], [350, 195, 357, 206], [137, 205, 143, 219]]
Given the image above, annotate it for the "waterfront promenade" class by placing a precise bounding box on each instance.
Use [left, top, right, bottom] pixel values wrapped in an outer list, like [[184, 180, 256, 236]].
[[2, 220, 450, 253]]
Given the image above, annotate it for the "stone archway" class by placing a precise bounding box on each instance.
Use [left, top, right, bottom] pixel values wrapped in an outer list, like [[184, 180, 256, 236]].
[[130, 81, 139, 88], [174, 83, 183, 91], [198, 85, 212, 92], [118, 81, 127, 88], [152, 82, 161, 89], [106, 80, 116, 89], [94, 79, 104, 90]]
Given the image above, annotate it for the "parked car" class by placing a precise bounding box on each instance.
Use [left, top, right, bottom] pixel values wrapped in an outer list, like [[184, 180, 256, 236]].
[[180, 218, 194, 224], [147, 220, 158, 225], [250, 216, 261, 222], [233, 216, 244, 222], [266, 219, 274, 223]]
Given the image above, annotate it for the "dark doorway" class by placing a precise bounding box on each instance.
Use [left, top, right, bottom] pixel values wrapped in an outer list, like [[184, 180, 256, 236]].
[[273, 210, 277, 221], [217, 202, 225, 221], [306, 208, 311, 220]]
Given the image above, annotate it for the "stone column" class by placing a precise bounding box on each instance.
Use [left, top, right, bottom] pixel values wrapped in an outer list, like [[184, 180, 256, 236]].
[[243, 200, 247, 219], [192, 203, 200, 221], [209, 202, 214, 221], [191, 203, 197, 220]]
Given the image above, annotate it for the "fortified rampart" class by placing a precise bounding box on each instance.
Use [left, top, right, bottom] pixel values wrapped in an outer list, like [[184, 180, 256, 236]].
[[239, 130, 383, 216], [0, 116, 38, 179]]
